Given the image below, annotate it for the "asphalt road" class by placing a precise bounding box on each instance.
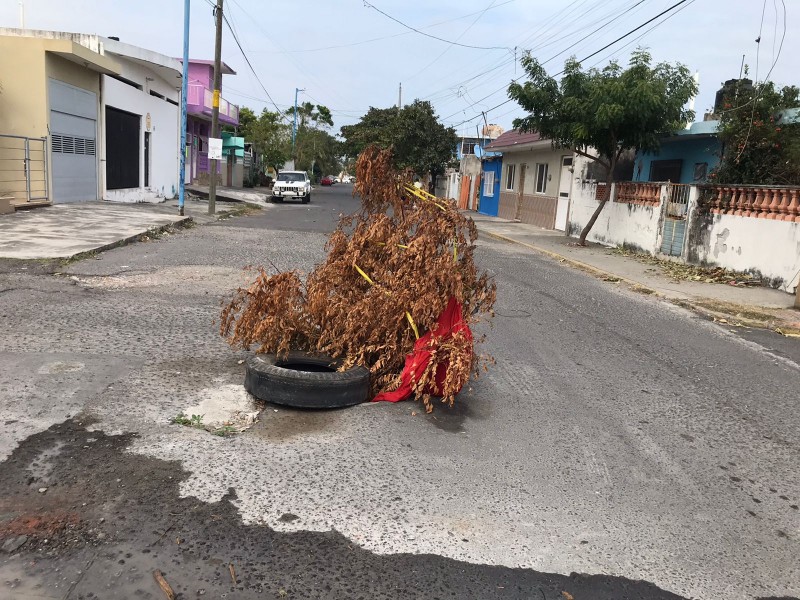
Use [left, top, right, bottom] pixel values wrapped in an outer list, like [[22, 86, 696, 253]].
[[0, 183, 798, 600]]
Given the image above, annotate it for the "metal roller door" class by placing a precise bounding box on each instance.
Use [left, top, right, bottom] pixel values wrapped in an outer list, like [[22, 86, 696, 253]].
[[49, 79, 97, 203]]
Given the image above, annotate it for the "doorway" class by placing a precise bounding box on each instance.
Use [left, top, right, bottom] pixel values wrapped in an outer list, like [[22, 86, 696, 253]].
[[555, 155, 572, 231], [144, 132, 151, 188]]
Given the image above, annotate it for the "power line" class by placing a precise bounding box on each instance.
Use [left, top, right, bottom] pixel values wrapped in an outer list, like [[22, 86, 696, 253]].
[[209, 1, 291, 123], [444, 0, 695, 127], [421, 0, 642, 112], [588, 0, 697, 68], [244, 0, 515, 54], [404, 0, 499, 82], [362, 0, 510, 51]]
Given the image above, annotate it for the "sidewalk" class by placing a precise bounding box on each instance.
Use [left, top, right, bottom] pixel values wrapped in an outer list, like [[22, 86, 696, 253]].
[[187, 184, 272, 206], [0, 197, 248, 261], [470, 212, 800, 332]]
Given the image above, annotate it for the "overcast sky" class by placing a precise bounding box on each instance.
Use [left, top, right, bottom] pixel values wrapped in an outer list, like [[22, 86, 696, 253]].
[[2, 0, 795, 137]]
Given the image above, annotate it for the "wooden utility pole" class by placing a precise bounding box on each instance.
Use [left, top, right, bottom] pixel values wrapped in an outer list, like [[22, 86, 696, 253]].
[[208, 0, 224, 215]]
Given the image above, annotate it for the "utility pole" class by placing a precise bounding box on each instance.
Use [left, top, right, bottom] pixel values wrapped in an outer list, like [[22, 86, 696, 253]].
[[292, 87, 305, 156], [178, 0, 190, 216], [398, 82, 402, 108], [208, 0, 224, 215]]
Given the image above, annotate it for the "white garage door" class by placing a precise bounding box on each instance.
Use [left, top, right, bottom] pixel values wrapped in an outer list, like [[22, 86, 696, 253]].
[[49, 79, 97, 203]]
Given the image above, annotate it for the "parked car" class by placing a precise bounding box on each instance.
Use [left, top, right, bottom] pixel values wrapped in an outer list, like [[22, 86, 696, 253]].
[[320, 176, 334, 186], [272, 171, 311, 203], [333, 176, 341, 184]]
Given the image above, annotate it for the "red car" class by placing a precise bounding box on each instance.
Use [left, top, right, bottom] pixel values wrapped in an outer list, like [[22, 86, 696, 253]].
[[320, 176, 334, 186]]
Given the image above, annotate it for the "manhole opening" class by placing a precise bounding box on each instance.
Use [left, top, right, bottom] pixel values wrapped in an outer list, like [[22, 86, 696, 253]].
[[277, 362, 336, 373]]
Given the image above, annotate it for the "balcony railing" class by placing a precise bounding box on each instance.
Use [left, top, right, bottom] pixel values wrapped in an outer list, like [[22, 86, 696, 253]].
[[187, 83, 239, 123], [615, 182, 661, 206], [698, 185, 800, 221]]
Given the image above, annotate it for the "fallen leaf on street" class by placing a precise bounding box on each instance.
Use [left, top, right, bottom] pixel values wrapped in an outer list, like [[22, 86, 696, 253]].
[[153, 570, 175, 600], [562, 592, 575, 600]]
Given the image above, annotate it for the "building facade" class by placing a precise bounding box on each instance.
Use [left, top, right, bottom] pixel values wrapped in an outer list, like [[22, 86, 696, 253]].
[[184, 60, 239, 186], [0, 28, 182, 205]]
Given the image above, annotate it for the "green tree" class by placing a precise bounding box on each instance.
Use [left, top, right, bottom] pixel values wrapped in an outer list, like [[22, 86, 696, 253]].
[[713, 81, 800, 186], [286, 101, 334, 131], [508, 49, 697, 245], [340, 100, 457, 183], [223, 107, 290, 174], [288, 101, 339, 179], [295, 128, 341, 179]]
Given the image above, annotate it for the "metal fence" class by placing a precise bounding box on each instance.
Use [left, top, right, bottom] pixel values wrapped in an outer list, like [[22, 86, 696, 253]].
[[0, 134, 49, 205]]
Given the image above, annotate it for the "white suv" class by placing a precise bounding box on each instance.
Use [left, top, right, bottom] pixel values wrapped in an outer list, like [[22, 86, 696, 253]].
[[272, 171, 311, 203]]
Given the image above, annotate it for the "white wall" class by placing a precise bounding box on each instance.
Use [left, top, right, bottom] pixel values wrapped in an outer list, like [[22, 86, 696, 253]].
[[101, 60, 179, 203], [688, 212, 800, 291], [567, 179, 664, 253]]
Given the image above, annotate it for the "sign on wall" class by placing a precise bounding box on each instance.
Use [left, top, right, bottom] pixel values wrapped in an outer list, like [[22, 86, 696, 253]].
[[145, 113, 152, 132], [208, 137, 223, 160]]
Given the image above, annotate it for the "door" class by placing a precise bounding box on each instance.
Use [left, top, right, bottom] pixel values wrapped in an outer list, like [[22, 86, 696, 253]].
[[555, 156, 573, 231], [478, 164, 500, 216], [514, 163, 527, 221], [48, 79, 97, 203], [105, 107, 140, 189], [144, 132, 151, 187]]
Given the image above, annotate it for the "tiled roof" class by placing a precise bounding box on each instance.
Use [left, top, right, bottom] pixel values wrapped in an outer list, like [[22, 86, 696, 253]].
[[484, 129, 544, 150]]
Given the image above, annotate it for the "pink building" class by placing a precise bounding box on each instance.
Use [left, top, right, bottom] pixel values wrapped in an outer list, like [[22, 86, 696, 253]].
[[181, 59, 239, 183]]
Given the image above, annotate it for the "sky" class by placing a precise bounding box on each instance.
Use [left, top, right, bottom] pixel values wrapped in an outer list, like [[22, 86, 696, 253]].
[[1, 0, 796, 138]]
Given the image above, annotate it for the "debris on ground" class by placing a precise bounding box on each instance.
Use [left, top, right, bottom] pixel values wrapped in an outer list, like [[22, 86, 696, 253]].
[[221, 145, 496, 412], [610, 247, 763, 287]]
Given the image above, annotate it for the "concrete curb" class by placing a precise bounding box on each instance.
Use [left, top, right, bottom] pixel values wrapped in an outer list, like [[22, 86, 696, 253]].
[[478, 228, 653, 293], [478, 226, 800, 336], [187, 187, 267, 208], [63, 217, 193, 262]]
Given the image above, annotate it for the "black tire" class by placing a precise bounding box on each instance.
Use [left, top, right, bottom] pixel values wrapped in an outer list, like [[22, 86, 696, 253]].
[[271, 196, 283, 203], [302, 194, 311, 204], [244, 352, 369, 408]]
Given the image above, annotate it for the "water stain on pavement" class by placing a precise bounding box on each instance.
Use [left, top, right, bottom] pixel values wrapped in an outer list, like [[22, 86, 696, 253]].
[[0, 420, 705, 600], [250, 406, 342, 441]]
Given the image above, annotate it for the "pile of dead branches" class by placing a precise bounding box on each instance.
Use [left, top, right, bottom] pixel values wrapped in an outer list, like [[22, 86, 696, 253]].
[[221, 145, 496, 411]]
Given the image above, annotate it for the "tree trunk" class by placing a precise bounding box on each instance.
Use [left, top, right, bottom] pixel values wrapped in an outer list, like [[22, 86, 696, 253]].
[[578, 198, 607, 246], [578, 166, 615, 246]]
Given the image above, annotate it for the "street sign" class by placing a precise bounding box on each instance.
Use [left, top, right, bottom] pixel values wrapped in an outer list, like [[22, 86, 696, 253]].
[[208, 137, 223, 160]]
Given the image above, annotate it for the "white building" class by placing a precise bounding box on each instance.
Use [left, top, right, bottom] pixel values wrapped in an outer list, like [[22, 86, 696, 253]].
[[0, 29, 181, 205]]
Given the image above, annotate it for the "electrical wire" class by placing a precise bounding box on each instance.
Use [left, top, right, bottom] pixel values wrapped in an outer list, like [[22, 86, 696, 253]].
[[244, 0, 515, 54], [404, 0, 499, 82], [443, 0, 695, 127], [362, 0, 510, 50], [204, 0, 292, 123]]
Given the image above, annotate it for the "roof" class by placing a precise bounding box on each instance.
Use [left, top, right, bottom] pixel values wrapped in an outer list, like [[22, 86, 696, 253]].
[[0, 29, 182, 82], [484, 129, 545, 150], [672, 120, 720, 137], [182, 58, 237, 75]]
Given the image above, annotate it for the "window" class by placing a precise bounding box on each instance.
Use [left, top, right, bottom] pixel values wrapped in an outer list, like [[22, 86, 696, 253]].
[[535, 163, 548, 194], [693, 162, 708, 181], [461, 141, 477, 155], [505, 164, 516, 190], [483, 171, 495, 196], [649, 159, 682, 182]]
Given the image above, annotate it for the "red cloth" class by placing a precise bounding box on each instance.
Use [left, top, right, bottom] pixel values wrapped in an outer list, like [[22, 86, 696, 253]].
[[373, 297, 472, 403]]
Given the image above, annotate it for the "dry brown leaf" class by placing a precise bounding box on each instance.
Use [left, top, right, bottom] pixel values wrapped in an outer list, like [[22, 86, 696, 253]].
[[152, 570, 175, 600]]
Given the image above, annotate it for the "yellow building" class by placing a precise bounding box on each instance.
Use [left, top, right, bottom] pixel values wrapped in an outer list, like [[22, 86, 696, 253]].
[[0, 29, 182, 208]]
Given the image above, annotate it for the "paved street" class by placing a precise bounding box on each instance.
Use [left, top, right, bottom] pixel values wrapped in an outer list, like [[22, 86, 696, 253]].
[[0, 184, 798, 600]]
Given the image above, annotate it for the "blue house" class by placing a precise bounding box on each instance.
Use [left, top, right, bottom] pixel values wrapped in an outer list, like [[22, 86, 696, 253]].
[[633, 121, 720, 183], [477, 154, 502, 216]]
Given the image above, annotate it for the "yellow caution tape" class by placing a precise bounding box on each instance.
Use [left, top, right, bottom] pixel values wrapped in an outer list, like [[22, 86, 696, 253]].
[[405, 311, 420, 339], [354, 262, 419, 339]]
